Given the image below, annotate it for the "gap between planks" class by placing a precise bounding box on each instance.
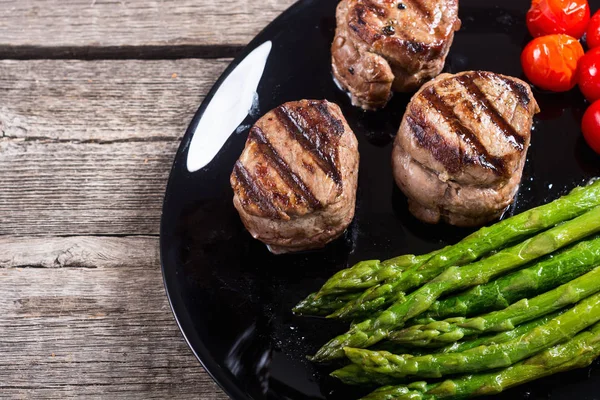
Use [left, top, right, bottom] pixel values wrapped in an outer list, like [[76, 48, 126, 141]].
[[0, 44, 244, 61], [0, 0, 297, 60]]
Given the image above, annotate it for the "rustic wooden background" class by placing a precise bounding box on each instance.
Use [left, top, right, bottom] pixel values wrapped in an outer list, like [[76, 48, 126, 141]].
[[0, 0, 296, 398]]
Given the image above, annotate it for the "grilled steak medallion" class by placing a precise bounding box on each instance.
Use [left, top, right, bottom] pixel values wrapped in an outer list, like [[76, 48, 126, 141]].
[[231, 100, 359, 254], [392, 71, 540, 227], [332, 0, 461, 110]]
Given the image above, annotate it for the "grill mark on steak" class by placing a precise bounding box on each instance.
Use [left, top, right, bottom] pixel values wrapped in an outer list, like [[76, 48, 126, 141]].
[[296, 102, 345, 187], [455, 73, 525, 151], [356, 0, 433, 47], [274, 105, 343, 186], [347, 0, 449, 61], [349, 4, 383, 43], [420, 86, 507, 176], [406, 112, 462, 174], [248, 126, 322, 210], [314, 101, 347, 137], [403, 0, 431, 21], [363, 0, 388, 16], [354, 4, 369, 25], [232, 161, 282, 219], [478, 71, 531, 107]]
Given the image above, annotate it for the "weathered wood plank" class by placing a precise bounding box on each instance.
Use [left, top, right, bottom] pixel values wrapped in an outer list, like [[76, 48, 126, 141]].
[[0, 236, 158, 269], [0, 59, 233, 236], [0, 140, 173, 236], [0, 59, 229, 142], [0, 0, 296, 56], [0, 236, 227, 399]]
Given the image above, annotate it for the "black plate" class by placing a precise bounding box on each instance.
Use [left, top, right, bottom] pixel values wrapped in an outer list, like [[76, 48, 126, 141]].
[[160, 1, 600, 399]]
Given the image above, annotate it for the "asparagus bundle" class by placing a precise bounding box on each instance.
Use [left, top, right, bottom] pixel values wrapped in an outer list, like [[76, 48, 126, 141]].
[[361, 320, 600, 400], [333, 311, 567, 386], [294, 180, 600, 397], [389, 266, 600, 347], [343, 291, 600, 379], [296, 180, 600, 318], [329, 180, 600, 320], [312, 207, 600, 361]]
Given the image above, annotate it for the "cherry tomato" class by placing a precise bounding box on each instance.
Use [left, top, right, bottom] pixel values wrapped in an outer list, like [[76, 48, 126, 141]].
[[526, 0, 590, 39], [586, 10, 600, 48], [521, 34, 584, 92], [581, 100, 600, 154], [578, 47, 600, 102]]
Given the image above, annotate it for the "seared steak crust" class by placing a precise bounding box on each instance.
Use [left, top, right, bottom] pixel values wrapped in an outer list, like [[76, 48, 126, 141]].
[[392, 71, 540, 226], [231, 100, 359, 254], [332, 0, 461, 110]]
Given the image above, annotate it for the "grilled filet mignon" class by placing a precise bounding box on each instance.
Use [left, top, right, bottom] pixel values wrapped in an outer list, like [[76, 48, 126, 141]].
[[392, 71, 540, 227], [231, 100, 359, 254], [332, 0, 461, 110]]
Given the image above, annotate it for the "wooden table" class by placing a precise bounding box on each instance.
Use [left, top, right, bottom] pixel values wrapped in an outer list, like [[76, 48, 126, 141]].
[[0, 1, 296, 397]]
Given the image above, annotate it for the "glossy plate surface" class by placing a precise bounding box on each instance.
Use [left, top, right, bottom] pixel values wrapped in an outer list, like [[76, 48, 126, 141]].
[[160, 1, 600, 399]]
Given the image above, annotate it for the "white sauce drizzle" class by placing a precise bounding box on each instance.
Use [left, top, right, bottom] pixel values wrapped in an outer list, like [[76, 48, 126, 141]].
[[186, 41, 272, 172]]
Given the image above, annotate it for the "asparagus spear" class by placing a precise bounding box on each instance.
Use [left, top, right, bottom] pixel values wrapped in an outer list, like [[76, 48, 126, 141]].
[[418, 236, 600, 321], [380, 311, 564, 355], [294, 255, 439, 316], [320, 254, 440, 297], [331, 364, 400, 386], [296, 251, 445, 313], [372, 342, 426, 356], [436, 310, 565, 354], [389, 266, 600, 347], [361, 320, 600, 400], [312, 207, 600, 361], [329, 180, 600, 320], [332, 311, 565, 386], [343, 291, 600, 379], [293, 291, 362, 316], [326, 275, 410, 321]]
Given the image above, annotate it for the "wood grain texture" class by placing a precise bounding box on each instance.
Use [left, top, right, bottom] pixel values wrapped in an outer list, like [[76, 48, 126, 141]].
[[1, 139, 174, 236], [0, 59, 231, 236], [0, 59, 229, 142], [0, 0, 296, 56], [0, 57, 238, 395], [0, 2, 286, 395], [0, 236, 157, 269], [0, 236, 227, 399]]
